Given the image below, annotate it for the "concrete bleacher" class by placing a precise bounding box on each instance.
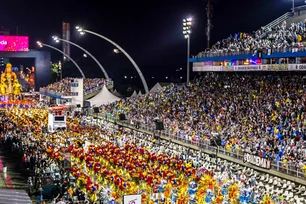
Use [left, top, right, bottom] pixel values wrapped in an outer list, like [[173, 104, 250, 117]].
[[286, 8, 306, 27], [91, 113, 306, 186], [84, 88, 102, 100], [262, 5, 306, 36]]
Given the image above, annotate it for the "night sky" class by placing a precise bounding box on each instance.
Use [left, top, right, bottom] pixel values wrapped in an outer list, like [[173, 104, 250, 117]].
[[0, 0, 299, 91]]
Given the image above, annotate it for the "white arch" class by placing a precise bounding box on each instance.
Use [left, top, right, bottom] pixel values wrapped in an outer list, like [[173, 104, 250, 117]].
[[41, 43, 85, 78], [81, 29, 149, 93], [55, 37, 110, 79]]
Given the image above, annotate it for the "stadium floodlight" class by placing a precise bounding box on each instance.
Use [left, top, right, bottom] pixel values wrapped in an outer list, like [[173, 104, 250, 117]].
[[52, 36, 109, 79], [182, 17, 193, 83], [37, 41, 43, 48], [37, 41, 85, 78], [75, 26, 149, 94]]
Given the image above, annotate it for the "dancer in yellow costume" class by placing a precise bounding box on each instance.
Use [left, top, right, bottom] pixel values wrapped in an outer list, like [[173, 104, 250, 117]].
[[0, 82, 6, 96], [13, 79, 22, 100], [0, 63, 22, 100]]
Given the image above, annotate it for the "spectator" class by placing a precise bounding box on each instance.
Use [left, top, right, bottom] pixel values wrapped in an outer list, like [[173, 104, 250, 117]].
[[39, 77, 110, 97], [103, 72, 306, 168], [197, 20, 306, 57]]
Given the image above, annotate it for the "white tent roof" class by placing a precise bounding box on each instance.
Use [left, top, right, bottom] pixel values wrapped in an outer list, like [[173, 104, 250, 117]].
[[137, 91, 142, 97], [113, 89, 123, 97], [88, 85, 120, 106], [150, 83, 163, 93], [130, 90, 138, 98]]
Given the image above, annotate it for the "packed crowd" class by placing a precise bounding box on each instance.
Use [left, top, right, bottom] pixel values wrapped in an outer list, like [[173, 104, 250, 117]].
[[103, 72, 306, 171], [197, 20, 306, 56], [1, 108, 303, 203], [39, 78, 106, 96]]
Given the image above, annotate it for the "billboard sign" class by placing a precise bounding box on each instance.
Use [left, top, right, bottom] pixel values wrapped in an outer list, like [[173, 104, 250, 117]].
[[192, 63, 306, 72], [123, 195, 141, 204], [0, 36, 29, 51], [243, 152, 271, 169]]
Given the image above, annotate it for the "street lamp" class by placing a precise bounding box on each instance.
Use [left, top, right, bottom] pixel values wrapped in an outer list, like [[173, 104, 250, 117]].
[[183, 17, 192, 83], [52, 36, 110, 79], [37, 41, 85, 78], [113, 49, 120, 54], [293, 0, 295, 12], [58, 61, 62, 80], [75, 26, 149, 94]]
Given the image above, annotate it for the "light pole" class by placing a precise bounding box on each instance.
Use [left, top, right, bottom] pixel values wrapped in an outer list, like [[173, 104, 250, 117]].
[[292, 0, 295, 12], [183, 17, 192, 83], [59, 61, 62, 80], [52, 36, 110, 79], [37, 41, 86, 78], [75, 27, 149, 94]]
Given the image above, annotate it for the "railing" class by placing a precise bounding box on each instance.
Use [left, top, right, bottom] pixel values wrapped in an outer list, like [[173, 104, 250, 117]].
[[84, 86, 103, 96], [195, 46, 306, 59], [91, 111, 306, 180], [261, 12, 291, 37]]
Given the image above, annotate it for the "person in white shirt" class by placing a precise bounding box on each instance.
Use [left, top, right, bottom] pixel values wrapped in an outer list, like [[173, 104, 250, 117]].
[[56, 198, 65, 204]]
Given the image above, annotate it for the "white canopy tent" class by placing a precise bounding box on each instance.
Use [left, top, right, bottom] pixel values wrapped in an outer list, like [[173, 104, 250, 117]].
[[87, 85, 120, 106], [113, 89, 123, 98], [137, 91, 142, 97], [150, 83, 163, 93], [130, 90, 138, 98]]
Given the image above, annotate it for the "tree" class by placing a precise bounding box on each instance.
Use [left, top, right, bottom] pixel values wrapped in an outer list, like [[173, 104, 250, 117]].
[[50, 62, 60, 83]]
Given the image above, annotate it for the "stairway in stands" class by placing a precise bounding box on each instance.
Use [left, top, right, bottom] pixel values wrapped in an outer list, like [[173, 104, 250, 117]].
[[261, 5, 306, 37]]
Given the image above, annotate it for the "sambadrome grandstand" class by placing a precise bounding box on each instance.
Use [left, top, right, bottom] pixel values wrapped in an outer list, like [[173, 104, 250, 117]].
[[5, 5, 306, 204]]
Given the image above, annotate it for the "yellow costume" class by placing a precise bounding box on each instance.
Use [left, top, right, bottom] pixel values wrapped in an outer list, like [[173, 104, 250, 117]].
[[0, 63, 22, 99], [0, 82, 7, 96], [13, 80, 22, 98]]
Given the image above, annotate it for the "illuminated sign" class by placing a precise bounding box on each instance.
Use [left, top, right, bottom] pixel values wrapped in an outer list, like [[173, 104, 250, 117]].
[[0, 36, 29, 52]]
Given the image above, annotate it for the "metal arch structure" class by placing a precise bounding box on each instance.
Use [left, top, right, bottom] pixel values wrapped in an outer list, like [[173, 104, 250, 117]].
[[40, 43, 85, 78], [54, 37, 110, 79], [81, 29, 149, 93]]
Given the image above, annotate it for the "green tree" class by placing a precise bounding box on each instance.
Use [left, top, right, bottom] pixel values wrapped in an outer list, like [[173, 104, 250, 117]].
[[50, 62, 60, 83]]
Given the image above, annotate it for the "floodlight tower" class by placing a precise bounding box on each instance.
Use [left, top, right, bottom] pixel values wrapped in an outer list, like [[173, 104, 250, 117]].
[[206, 0, 213, 48], [182, 17, 192, 83]]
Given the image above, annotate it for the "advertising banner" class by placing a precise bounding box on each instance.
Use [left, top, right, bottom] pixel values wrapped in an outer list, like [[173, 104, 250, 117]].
[[243, 152, 271, 169], [123, 194, 142, 204], [193, 63, 306, 72], [0, 36, 29, 51], [289, 64, 306, 70]]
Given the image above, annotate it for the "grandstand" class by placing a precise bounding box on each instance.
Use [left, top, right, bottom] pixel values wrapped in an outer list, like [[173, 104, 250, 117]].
[[39, 78, 114, 107], [192, 5, 306, 67], [99, 7, 306, 186]]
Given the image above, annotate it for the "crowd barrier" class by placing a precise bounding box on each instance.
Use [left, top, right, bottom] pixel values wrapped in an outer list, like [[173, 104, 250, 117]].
[[90, 111, 306, 181]]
